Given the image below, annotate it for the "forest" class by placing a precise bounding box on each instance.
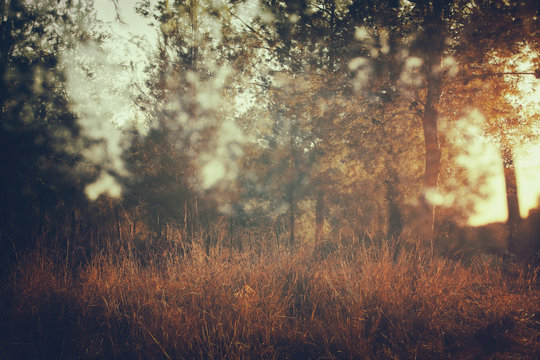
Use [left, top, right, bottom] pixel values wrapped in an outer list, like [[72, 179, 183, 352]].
[[0, 0, 539, 359]]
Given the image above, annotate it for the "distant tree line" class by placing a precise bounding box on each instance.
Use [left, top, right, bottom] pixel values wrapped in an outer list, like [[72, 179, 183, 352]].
[[1, 0, 539, 271]]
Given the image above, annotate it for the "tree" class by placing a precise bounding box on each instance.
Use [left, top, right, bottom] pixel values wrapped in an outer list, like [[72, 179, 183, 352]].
[[440, 0, 539, 250], [0, 0, 101, 258], [129, 0, 260, 246], [127, 0, 538, 252], [238, 0, 424, 243]]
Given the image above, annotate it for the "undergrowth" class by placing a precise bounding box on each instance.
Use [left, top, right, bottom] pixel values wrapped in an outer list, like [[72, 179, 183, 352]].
[[0, 237, 538, 359]]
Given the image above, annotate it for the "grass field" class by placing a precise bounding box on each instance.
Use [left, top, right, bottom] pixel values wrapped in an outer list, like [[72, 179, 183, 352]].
[[1, 237, 538, 359]]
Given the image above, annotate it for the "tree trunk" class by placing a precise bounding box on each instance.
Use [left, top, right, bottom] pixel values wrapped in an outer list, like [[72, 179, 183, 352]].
[[420, 91, 442, 243], [315, 188, 325, 243], [274, 219, 281, 249], [419, 1, 444, 244], [289, 116, 295, 248], [156, 204, 161, 240], [194, 195, 199, 233], [328, 1, 336, 72], [385, 167, 403, 239], [288, 165, 295, 247], [502, 146, 520, 251], [289, 196, 295, 247]]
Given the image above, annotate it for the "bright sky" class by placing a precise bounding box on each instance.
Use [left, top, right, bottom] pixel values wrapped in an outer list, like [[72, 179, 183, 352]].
[[469, 62, 540, 226], [91, 0, 157, 129], [468, 144, 540, 226], [94, 0, 157, 44]]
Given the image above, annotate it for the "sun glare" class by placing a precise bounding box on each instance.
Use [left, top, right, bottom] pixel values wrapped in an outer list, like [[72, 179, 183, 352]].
[[466, 145, 540, 227], [516, 143, 540, 216], [467, 46, 540, 226], [467, 132, 540, 227]]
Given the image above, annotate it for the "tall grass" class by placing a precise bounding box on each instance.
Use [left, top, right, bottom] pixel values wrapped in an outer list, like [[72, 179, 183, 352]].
[[1, 235, 538, 359]]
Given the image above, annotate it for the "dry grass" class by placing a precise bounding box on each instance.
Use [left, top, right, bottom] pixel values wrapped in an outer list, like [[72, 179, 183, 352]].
[[1, 237, 538, 359]]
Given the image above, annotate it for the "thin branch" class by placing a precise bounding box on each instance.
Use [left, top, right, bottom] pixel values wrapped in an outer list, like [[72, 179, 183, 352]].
[[226, 7, 268, 44], [459, 71, 538, 82], [111, 0, 126, 26], [226, 6, 304, 71]]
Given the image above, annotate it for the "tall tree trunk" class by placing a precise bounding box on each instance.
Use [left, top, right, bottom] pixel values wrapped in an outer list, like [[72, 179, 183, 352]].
[[0, 1, 16, 254], [113, 202, 121, 242], [419, 1, 445, 244], [502, 146, 520, 252], [156, 204, 161, 240], [315, 188, 325, 243], [0, 0, 15, 92], [420, 87, 442, 243], [189, 0, 199, 70], [328, 0, 336, 72], [385, 167, 403, 239], [289, 193, 295, 247], [289, 117, 295, 247]]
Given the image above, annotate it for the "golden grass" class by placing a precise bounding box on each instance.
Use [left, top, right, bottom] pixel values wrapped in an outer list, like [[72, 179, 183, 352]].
[[1, 238, 538, 359]]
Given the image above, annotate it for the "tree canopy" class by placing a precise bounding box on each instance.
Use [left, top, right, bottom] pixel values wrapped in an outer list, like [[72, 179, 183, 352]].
[[1, 0, 539, 259]]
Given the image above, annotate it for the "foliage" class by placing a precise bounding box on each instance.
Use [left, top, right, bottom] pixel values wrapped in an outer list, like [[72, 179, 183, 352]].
[[0, 0, 103, 261]]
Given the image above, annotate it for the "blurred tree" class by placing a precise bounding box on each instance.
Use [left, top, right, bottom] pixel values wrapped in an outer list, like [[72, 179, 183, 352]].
[[129, 0, 257, 246], [441, 0, 539, 249], [0, 0, 101, 261], [241, 0, 423, 243], [126, 0, 539, 253], [358, 0, 538, 245]]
